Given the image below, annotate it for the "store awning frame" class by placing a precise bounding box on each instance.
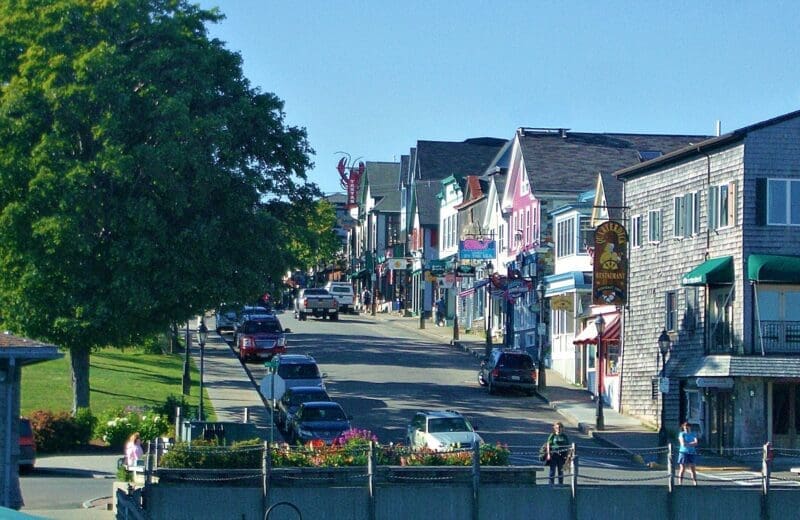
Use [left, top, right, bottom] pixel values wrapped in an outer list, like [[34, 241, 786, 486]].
[[681, 256, 734, 286], [747, 254, 800, 284], [573, 313, 621, 345]]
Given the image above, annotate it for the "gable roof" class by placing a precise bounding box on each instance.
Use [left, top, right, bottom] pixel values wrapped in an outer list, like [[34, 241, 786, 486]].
[[415, 138, 507, 181], [599, 171, 624, 221], [518, 130, 707, 194], [615, 108, 800, 179], [414, 180, 443, 226], [0, 332, 62, 365]]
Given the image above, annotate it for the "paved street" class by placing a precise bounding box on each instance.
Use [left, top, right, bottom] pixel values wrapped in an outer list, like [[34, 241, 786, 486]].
[[18, 307, 800, 518]]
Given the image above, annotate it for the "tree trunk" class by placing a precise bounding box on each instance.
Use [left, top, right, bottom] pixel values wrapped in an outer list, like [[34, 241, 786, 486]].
[[70, 345, 91, 414]]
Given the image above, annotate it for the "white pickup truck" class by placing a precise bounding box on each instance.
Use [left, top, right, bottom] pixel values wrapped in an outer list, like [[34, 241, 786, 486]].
[[293, 288, 339, 321], [324, 282, 355, 313]]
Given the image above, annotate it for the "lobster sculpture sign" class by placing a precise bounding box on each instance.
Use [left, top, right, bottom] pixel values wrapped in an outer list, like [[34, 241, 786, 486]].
[[336, 155, 365, 208]]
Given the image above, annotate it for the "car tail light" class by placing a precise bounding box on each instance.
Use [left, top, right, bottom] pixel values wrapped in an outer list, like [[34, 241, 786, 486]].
[[491, 368, 499, 378], [531, 370, 537, 383], [303, 298, 308, 307], [276, 336, 286, 347]]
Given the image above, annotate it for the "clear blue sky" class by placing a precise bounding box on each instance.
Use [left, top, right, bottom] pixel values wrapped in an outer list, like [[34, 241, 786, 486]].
[[198, 1, 800, 195]]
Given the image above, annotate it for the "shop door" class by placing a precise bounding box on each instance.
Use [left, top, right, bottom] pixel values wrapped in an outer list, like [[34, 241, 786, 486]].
[[772, 383, 800, 449], [706, 392, 734, 453]]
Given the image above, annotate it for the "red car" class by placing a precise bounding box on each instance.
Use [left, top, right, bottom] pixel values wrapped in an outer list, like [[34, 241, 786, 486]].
[[19, 417, 35, 473], [236, 317, 290, 362]]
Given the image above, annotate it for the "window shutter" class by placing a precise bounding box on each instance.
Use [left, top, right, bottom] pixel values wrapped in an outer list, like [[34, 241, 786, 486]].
[[727, 181, 737, 227], [673, 197, 683, 237], [708, 186, 718, 230], [684, 193, 693, 237], [756, 178, 767, 225], [693, 191, 701, 235]]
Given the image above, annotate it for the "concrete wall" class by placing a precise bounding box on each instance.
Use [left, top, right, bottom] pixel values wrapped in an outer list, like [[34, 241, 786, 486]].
[[140, 480, 800, 520]]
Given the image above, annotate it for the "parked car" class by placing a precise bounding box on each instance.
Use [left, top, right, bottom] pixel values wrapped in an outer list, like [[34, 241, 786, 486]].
[[275, 386, 331, 431], [405, 410, 483, 452], [214, 304, 239, 334], [478, 349, 537, 395], [18, 417, 35, 473], [260, 354, 326, 402], [288, 401, 351, 445], [235, 316, 290, 362], [324, 282, 355, 314]]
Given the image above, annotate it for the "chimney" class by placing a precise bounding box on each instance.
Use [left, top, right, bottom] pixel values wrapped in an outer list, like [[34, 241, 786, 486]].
[[715, 120, 721, 137]]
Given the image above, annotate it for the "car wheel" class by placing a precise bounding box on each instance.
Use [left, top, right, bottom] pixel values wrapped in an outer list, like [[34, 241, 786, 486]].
[[300, 312, 307, 321], [331, 313, 339, 321], [477, 371, 487, 386]]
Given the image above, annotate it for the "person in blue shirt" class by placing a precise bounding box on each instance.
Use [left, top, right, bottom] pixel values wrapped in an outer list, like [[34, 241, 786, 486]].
[[677, 422, 699, 485]]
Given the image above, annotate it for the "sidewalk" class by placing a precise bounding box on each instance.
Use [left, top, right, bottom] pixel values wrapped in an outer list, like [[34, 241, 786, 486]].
[[362, 309, 759, 470]]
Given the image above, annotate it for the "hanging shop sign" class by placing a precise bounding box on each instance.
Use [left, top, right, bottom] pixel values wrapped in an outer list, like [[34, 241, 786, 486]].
[[507, 279, 528, 297], [387, 258, 409, 270], [592, 221, 629, 306], [696, 377, 734, 389], [550, 294, 573, 311], [427, 260, 447, 276], [459, 239, 497, 260]]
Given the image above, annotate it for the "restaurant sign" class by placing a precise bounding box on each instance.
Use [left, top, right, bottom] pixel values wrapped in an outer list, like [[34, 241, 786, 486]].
[[592, 221, 628, 306], [459, 239, 496, 260]]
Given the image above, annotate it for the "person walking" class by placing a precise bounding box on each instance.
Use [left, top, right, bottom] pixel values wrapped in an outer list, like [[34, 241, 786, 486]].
[[125, 432, 144, 467], [435, 296, 445, 326], [545, 421, 570, 485], [677, 422, 699, 485], [362, 289, 372, 311]]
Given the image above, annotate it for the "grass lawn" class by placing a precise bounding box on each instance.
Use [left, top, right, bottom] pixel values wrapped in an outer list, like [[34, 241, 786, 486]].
[[20, 347, 216, 421]]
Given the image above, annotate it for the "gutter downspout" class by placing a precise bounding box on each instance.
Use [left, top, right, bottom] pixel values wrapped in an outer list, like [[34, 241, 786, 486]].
[[3, 357, 16, 508]]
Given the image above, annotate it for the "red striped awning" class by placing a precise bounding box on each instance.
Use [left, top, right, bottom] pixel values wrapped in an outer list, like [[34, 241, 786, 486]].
[[573, 313, 620, 345]]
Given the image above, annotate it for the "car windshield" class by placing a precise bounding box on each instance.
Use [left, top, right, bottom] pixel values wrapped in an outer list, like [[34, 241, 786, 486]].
[[330, 287, 352, 293], [499, 355, 533, 369], [291, 391, 329, 405], [302, 406, 346, 421], [304, 289, 328, 295], [244, 320, 282, 333], [278, 363, 320, 379], [428, 417, 472, 433]]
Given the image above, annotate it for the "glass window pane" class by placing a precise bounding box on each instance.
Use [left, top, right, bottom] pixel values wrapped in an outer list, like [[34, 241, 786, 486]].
[[769, 180, 787, 224], [757, 290, 781, 320], [791, 181, 800, 225], [719, 185, 729, 227]]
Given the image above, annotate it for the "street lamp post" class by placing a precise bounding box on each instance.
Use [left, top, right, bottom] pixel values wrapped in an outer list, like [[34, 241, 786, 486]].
[[484, 261, 494, 357], [182, 322, 191, 395], [452, 261, 459, 343], [419, 274, 426, 329], [197, 319, 208, 421], [595, 314, 606, 430], [505, 265, 514, 350], [658, 329, 672, 447], [536, 282, 547, 392]]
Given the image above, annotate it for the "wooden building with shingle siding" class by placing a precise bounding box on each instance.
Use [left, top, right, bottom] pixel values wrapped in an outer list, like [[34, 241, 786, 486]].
[[615, 109, 800, 451], [0, 332, 61, 510]]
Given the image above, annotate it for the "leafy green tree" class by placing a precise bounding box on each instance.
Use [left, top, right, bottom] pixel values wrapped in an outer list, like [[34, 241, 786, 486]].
[[0, 0, 316, 412]]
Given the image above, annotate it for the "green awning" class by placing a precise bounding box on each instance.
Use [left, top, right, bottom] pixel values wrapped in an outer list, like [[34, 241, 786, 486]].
[[748, 254, 800, 283], [681, 256, 734, 286]]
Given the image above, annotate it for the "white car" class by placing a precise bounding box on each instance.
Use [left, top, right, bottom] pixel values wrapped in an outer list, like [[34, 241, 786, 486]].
[[405, 410, 483, 452], [324, 282, 355, 313]]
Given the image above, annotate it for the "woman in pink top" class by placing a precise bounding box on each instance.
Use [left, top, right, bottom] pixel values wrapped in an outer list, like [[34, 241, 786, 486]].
[[125, 432, 144, 466]]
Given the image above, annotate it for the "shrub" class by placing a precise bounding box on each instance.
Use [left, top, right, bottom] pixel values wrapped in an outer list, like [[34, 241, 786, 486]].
[[29, 410, 83, 452], [73, 408, 97, 445], [96, 406, 170, 448], [160, 438, 263, 469]]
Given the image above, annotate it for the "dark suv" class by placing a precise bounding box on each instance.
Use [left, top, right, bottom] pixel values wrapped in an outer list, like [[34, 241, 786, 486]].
[[478, 349, 537, 395]]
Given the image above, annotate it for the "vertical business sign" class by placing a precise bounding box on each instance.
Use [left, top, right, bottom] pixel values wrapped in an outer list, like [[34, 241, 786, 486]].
[[592, 221, 628, 306]]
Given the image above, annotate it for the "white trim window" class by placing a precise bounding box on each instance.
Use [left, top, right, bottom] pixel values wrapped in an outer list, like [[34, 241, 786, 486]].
[[648, 209, 662, 243], [673, 192, 700, 239], [556, 216, 576, 258], [708, 181, 737, 230], [631, 215, 642, 248], [665, 290, 678, 332], [766, 179, 800, 225]]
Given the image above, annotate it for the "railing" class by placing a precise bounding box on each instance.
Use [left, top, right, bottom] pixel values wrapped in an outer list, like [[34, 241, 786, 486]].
[[757, 320, 800, 354]]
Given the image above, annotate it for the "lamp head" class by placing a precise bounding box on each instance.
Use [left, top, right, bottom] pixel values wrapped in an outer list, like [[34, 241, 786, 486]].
[[536, 282, 545, 300], [594, 314, 605, 336], [486, 261, 494, 272], [198, 320, 208, 345], [658, 329, 671, 356]]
